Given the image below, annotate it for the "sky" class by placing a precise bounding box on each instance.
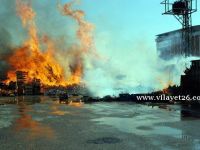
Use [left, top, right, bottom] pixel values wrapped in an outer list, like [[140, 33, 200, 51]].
[[76, 0, 200, 49]]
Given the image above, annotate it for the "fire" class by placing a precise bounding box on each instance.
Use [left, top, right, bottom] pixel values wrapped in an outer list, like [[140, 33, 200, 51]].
[[58, 0, 94, 53], [16, 0, 39, 53], [5, 0, 85, 87], [158, 79, 173, 94]]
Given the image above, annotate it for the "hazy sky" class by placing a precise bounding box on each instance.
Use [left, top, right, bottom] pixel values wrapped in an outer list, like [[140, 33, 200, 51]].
[[80, 0, 199, 47]]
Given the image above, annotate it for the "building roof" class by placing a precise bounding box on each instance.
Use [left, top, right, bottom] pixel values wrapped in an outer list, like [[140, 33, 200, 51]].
[[191, 59, 200, 63], [157, 25, 200, 37]]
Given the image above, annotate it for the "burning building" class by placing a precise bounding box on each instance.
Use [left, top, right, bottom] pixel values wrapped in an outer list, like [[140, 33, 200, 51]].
[[16, 71, 28, 95], [32, 78, 41, 95], [16, 71, 41, 95], [156, 25, 200, 60], [24, 79, 41, 95], [181, 60, 200, 96]]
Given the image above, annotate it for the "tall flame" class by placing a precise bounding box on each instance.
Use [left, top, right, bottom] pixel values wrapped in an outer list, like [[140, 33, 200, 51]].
[[57, 0, 97, 85], [58, 0, 94, 53], [6, 0, 84, 86]]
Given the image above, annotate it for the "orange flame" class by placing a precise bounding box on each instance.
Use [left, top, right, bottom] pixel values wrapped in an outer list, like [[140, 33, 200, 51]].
[[158, 78, 173, 94], [5, 0, 83, 87], [58, 0, 94, 53]]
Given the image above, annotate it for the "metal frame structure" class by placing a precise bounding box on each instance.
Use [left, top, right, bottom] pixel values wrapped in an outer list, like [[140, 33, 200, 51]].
[[161, 0, 197, 56], [161, 0, 197, 29]]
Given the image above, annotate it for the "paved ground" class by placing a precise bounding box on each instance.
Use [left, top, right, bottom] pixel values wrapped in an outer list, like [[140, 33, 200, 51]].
[[0, 96, 200, 150]]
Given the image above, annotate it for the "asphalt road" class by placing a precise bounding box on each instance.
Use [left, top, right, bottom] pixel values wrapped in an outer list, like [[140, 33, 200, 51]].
[[0, 96, 200, 150]]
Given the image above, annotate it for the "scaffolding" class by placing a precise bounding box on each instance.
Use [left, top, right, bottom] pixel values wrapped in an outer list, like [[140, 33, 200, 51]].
[[161, 0, 197, 56]]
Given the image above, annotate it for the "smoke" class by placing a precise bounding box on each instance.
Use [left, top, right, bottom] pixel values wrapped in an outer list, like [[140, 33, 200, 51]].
[[0, 0, 196, 97], [84, 33, 194, 97], [0, 0, 26, 45], [0, 0, 25, 79], [57, 0, 96, 83], [0, 0, 95, 85], [0, 28, 13, 79], [57, 0, 94, 53]]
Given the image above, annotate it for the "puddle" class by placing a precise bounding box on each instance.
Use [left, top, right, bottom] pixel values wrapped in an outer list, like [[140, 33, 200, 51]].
[[92, 117, 182, 138], [12, 102, 55, 140]]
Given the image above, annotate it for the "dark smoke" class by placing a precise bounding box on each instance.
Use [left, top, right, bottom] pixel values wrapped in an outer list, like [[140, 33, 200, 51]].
[[0, 0, 27, 80], [0, 28, 13, 80]]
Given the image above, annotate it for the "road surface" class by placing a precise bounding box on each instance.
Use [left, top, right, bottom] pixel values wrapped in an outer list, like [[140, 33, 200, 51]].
[[0, 96, 200, 150]]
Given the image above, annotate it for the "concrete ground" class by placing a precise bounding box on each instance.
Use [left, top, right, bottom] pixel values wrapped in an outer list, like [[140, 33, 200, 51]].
[[0, 96, 200, 150]]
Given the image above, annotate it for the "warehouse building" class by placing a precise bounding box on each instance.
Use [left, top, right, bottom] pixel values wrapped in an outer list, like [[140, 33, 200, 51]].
[[156, 25, 200, 59]]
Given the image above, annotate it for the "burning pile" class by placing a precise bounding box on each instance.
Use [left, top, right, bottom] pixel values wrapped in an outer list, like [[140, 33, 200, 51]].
[[4, 0, 94, 87]]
